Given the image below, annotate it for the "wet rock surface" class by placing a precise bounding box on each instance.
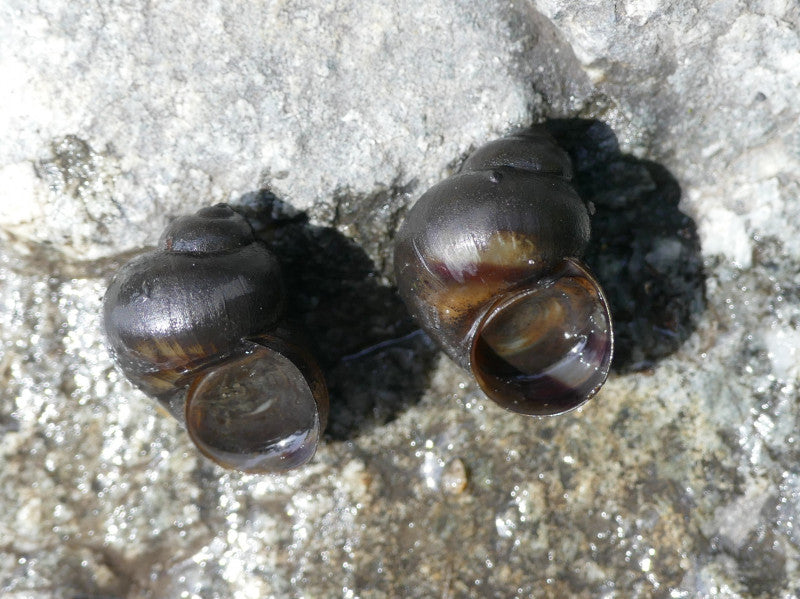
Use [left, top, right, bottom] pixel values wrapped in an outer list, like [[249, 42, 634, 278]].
[[2, 1, 800, 597]]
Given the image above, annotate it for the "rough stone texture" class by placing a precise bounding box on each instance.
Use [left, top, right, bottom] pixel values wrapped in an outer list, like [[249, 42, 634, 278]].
[[1, 1, 799, 598]]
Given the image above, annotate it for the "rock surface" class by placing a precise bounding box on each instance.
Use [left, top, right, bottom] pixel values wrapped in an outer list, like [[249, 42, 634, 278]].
[[1, 0, 799, 597]]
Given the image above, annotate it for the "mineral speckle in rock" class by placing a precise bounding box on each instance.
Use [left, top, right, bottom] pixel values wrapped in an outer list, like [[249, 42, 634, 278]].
[[441, 458, 469, 495]]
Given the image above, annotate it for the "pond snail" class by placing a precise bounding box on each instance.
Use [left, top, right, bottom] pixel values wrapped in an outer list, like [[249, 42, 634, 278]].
[[102, 204, 328, 473], [393, 127, 614, 415]]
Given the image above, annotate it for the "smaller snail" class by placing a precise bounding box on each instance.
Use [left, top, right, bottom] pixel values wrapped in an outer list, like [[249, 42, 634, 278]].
[[393, 127, 613, 415], [103, 204, 328, 473]]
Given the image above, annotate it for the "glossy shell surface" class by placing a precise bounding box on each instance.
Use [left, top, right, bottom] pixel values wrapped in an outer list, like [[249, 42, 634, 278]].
[[393, 128, 613, 415], [103, 204, 328, 472]]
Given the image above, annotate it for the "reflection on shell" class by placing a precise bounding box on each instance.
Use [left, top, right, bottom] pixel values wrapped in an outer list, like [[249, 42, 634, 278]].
[[103, 204, 328, 473], [393, 128, 613, 415]]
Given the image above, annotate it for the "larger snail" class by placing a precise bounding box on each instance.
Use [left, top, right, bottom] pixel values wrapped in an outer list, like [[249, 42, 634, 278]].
[[102, 204, 328, 473], [393, 127, 613, 415]]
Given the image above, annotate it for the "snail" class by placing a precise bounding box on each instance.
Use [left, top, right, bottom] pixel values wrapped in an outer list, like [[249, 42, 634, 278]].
[[393, 127, 613, 416], [102, 204, 328, 473]]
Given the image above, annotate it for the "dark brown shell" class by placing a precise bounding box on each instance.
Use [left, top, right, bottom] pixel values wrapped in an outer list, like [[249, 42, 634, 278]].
[[103, 204, 328, 473], [393, 128, 613, 415]]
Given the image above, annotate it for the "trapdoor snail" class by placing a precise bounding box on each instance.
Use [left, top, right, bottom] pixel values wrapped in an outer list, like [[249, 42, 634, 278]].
[[103, 204, 328, 473], [393, 127, 614, 415]]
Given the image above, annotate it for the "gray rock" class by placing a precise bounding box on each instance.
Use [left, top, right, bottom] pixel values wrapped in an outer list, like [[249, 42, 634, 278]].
[[1, 0, 799, 597]]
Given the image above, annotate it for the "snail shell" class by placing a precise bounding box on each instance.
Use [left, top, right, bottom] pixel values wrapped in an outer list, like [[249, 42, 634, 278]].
[[103, 204, 328, 473], [393, 127, 613, 415]]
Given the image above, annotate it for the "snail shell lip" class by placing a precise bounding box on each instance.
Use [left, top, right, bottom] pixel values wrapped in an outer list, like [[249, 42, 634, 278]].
[[469, 258, 613, 416], [184, 337, 328, 474], [102, 203, 331, 473], [392, 127, 614, 415]]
